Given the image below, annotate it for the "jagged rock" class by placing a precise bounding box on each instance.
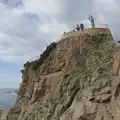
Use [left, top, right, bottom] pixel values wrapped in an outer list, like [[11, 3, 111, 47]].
[[0, 110, 9, 120], [5, 28, 120, 120], [100, 94, 111, 103]]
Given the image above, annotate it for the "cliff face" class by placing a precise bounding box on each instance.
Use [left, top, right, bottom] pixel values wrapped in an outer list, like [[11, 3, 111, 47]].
[[5, 29, 120, 120]]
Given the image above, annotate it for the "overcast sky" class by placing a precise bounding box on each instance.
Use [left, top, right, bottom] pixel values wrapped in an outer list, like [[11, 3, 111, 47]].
[[0, 0, 119, 88]]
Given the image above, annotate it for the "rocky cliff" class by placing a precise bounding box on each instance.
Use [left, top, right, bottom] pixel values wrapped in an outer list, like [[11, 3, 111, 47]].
[[4, 29, 120, 120]]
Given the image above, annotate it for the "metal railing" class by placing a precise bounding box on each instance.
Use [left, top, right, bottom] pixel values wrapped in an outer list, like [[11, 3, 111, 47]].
[[83, 24, 108, 29], [60, 24, 109, 40]]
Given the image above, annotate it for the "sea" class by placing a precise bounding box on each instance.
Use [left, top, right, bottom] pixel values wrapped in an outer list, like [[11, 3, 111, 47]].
[[0, 88, 17, 110]]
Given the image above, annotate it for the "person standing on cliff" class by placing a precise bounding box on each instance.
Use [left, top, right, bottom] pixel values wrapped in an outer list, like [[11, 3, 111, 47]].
[[88, 15, 95, 28]]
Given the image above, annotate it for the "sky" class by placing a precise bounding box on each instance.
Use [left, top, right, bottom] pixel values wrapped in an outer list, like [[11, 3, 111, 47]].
[[0, 0, 119, 88]]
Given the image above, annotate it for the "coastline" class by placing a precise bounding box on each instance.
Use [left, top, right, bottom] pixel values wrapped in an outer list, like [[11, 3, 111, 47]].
[[0, 89, 18, 119]]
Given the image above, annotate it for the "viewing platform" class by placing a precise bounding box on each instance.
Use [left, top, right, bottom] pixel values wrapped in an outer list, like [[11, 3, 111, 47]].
[[60, 24, 112, 40]]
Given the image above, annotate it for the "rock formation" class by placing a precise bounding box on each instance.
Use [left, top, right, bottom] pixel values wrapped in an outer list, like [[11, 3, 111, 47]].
[[3, 28, 120, 120]]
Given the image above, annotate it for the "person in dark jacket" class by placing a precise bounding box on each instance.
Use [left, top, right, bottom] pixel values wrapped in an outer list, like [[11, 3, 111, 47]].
[[80, 23, 84, 30], [76, 24, 80, 31]]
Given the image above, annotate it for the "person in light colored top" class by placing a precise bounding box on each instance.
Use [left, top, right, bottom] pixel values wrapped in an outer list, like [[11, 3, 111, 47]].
[[88, 15, 95, 28]]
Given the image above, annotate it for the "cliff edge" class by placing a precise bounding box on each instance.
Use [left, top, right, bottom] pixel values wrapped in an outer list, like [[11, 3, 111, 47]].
[[4, 28, 120, 120]]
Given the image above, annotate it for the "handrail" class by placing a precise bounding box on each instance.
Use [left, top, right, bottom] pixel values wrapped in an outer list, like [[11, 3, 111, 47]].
[[83, 24, 108, 28], [60, 24, 109, 39]]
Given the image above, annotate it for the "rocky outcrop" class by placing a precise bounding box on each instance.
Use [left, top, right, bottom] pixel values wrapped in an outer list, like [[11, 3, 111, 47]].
[[0, 110, 9, 120], [5, 29, 120, 120], [23, 42, 56, 71]]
